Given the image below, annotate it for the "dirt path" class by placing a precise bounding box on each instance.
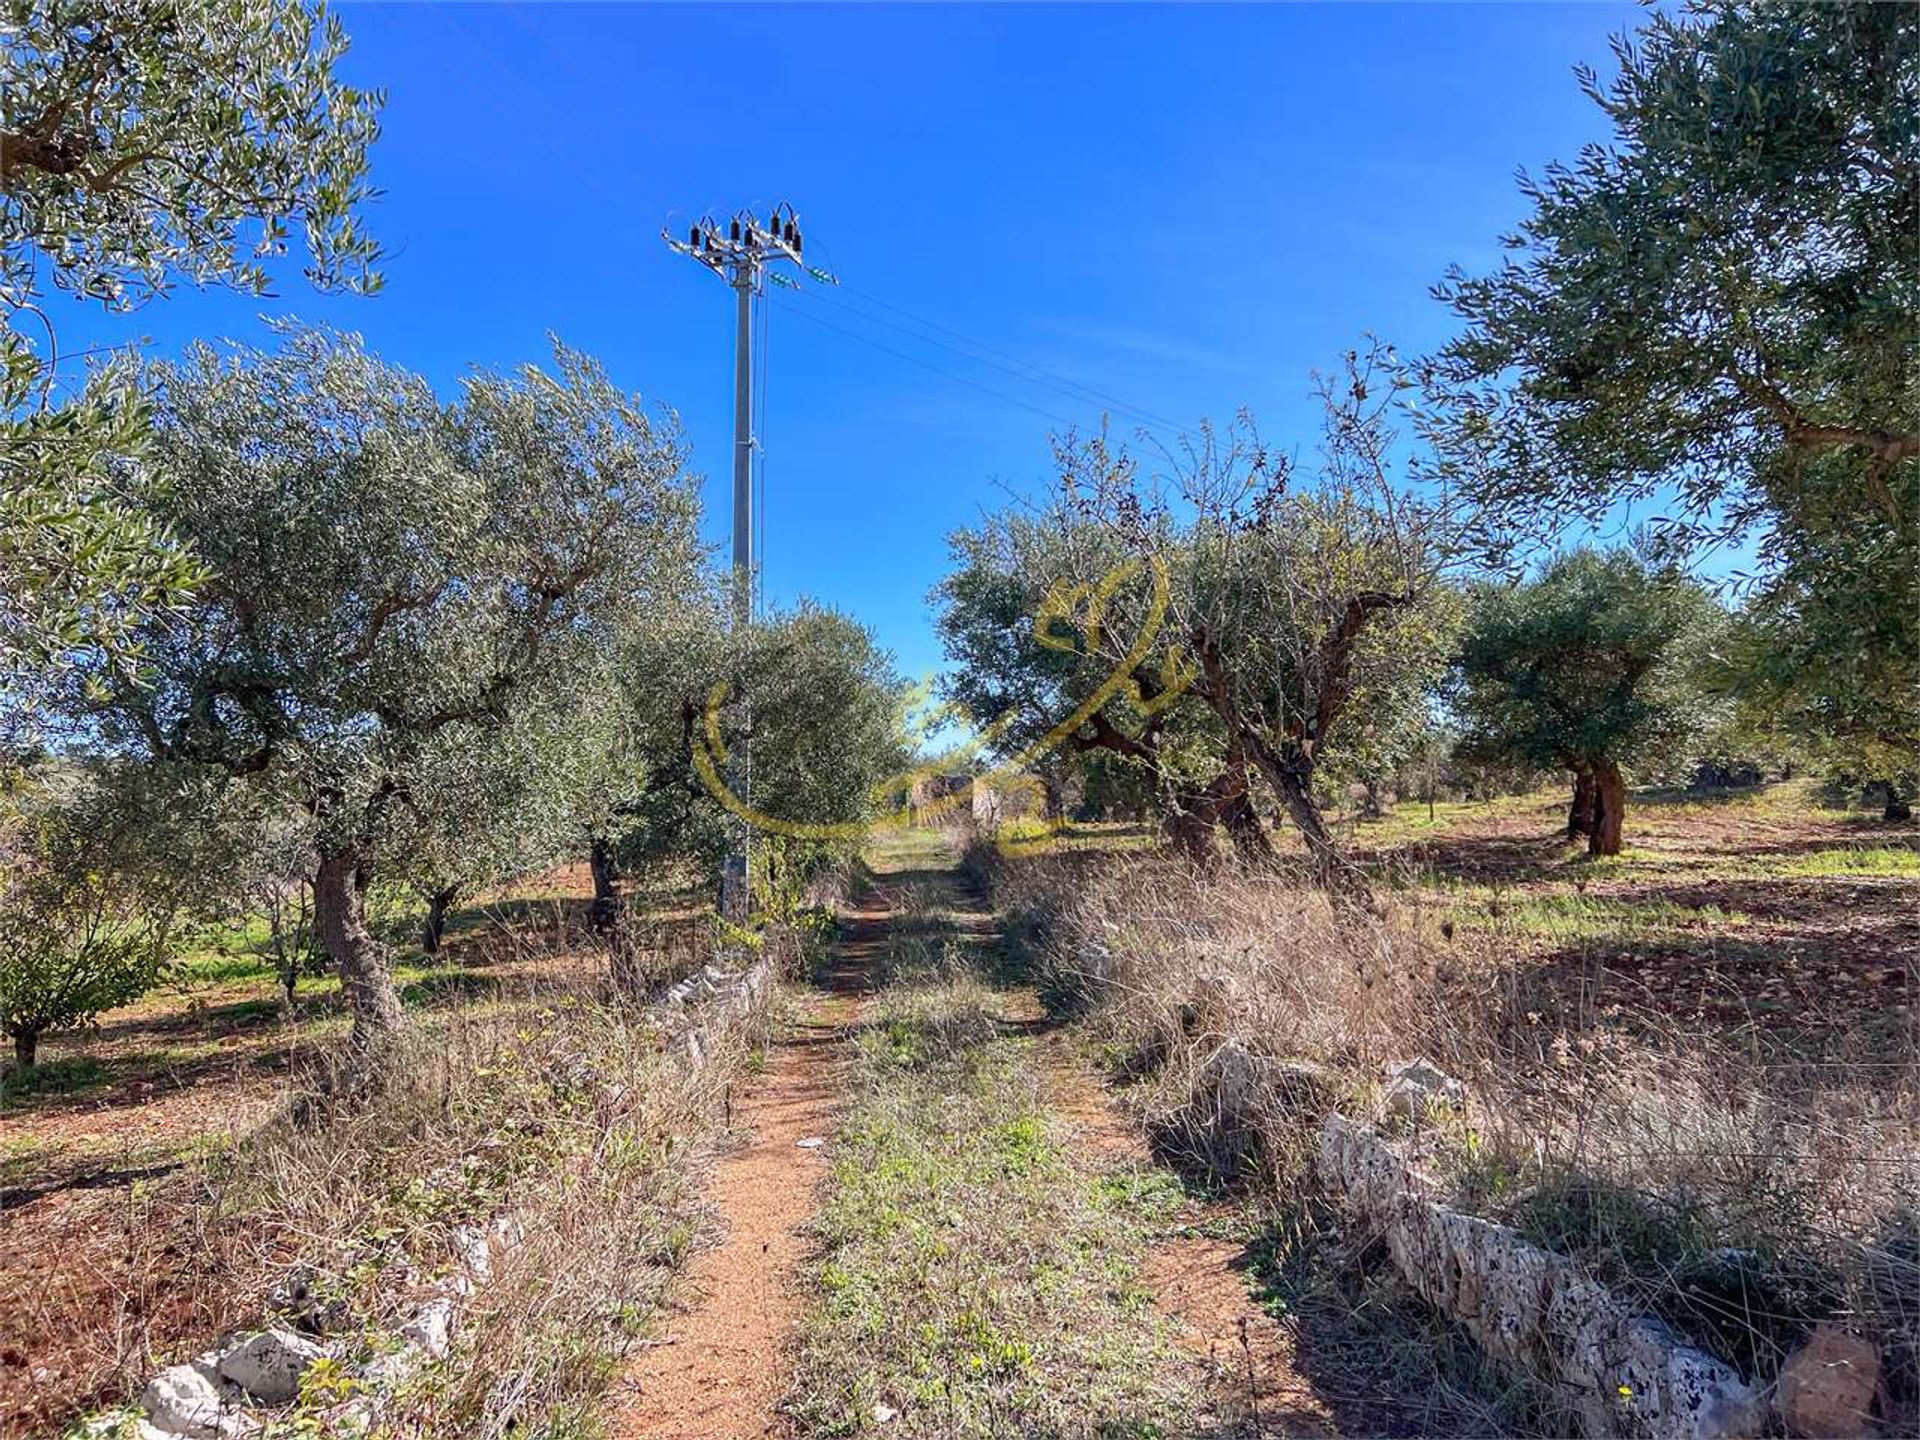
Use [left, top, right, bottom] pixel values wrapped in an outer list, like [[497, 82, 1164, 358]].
[[608, 837, 1337, 1438], [1039, 1031, 1341, 1437], [603, 895, 885, 1439]]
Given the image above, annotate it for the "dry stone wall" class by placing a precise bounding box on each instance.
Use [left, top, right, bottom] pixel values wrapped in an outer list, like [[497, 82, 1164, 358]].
[[75, 950, 776, 1440], [1191, 1040, 1770, 1440], [1318, 1116, 1767, 1440]]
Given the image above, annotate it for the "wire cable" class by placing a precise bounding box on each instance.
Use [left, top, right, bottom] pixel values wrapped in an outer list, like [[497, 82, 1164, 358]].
[[771, 295, 1082, 431], [810, 280, 1200, 443]]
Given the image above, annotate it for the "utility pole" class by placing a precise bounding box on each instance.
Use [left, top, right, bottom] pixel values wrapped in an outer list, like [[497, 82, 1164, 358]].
[[665, 204, 813, 920]]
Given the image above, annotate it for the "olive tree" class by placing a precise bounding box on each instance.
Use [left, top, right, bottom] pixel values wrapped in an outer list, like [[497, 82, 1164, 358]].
[[1057, 344, 1457, 893], [2, 0, 384, 703], [1452, 548, 1723, 856], [621, 599, 911, 903], [936, 512, 1269, 866], [0, 761, 181, 1069], [1425, 1, 1915, 554], [392, 689, 615, 954], [1714, 463, 1920, 818], [88, 326, 704, 1068], [1421, 1, 1917, 790]]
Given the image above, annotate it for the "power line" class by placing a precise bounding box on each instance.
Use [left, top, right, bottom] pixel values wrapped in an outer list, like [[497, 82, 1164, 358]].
[[813, 280, 1200, 443], [771, 295, 1082, 431]]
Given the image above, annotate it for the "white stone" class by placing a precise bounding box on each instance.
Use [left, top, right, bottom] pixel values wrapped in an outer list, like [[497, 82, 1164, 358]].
[[360, 1345, 424, 1389], [1383, 1058, 1466, 1124], [215, 1327, 327, 1405], [678, 1028, 707, 1070], [401, 1297, 455, 1358], [140, 1363, 248, 1438], [453, 1224, 492, 1282], [326, 1398, 376, 1438], [77, 1412, 158, 1439]]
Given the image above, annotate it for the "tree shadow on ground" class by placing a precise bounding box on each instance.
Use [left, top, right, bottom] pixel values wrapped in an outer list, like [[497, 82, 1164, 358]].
[[0, 1033, 313, 1125], [1369, 830, 1577, 886], [1460, 923, 1915, 1065], [0, 1156, 187, 1213]]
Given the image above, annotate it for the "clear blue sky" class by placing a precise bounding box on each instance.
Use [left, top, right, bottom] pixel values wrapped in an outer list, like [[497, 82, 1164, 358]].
[[52, 0, 1649, 687]]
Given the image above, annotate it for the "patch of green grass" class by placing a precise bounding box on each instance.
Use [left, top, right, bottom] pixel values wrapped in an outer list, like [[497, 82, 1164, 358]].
[[1440, 889, 1745, 942], [177, 949, 280, 985], [1769, 845, 1920, 878], [1, 1054, 113, 1104], [1090, 1166, 1190, 1226], [793, 980, 1192, 1438], [1500, 892, 1745, 939]]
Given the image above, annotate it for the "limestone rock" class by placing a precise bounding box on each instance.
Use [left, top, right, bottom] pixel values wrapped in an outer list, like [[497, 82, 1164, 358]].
[[1383, 1058, 1465, 1124], [266, 1265, 350, 1335], [323, 1398, 376, 1438], [1314, 1115, 1764, 1439], [453, 1224, 492, 1282], [216, 1327, 327, 1404], [1777, 1325, 1879, 1439], [402, 1296, 455, 1358], [140, 1362, 250, 1438], [360, 1345, 424, 1389]]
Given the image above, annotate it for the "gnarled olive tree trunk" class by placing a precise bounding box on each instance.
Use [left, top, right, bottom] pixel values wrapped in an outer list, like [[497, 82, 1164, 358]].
[[420, 885, 459, 954], [1158, 758, 1275, 870], [588, 836, 619, 933], [1262, 757, 1351, 889], [1568, 767, 1598, 838], [1588, 761, 1626, 857], [314, 850, 406, 1063]]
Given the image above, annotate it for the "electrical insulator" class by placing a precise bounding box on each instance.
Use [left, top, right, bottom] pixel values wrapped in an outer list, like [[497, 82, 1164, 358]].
[[783, 222, 796, 245], [688, 226, 700, 247], [793, 226, 803, 252], [768, 212, 780, 234], [729, 218, 740, 242]]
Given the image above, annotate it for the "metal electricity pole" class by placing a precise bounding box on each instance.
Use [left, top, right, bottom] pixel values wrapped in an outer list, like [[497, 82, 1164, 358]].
[[665, 204, 814, 919]]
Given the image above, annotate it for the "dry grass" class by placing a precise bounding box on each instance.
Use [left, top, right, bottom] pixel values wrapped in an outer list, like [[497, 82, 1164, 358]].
[[17, 906, 763, 1440], [980, 838, 1920, 1423]]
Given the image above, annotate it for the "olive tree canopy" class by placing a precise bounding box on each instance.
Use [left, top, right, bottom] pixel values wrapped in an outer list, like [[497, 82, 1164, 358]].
[[1425, 1, 1917, 554], [0, 759, 187, 1068], [935, 511, 1264, 865], [87, 325, 704, 1066], [1051, 345, 1458, 892], [1452, 548, 1723, 856], [2, 0, 384, 714]]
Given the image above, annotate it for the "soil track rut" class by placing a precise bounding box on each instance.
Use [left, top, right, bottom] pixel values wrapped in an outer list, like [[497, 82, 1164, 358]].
[[604, 894, 884, 1438], [1037, 1020, 1341, 1437]]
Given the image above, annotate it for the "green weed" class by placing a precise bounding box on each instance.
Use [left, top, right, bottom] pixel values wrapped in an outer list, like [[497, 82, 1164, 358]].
[[792, 981, 1191, 1438]]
